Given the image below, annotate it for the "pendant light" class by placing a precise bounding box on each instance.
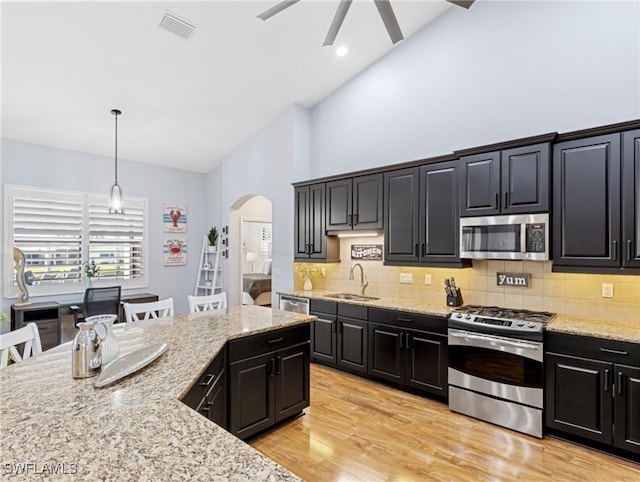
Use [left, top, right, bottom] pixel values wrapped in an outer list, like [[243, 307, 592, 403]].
[[108, 108, 124, 214]]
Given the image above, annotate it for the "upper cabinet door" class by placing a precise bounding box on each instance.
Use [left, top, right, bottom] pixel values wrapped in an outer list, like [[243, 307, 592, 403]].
[[501, 143, 550, 214], [459, 152, 501, 217], [326, 179, 352, 231], [353, 174, 383, 230], [308, 183, 327, 259], [419, 161, 460, 263], [553, 134, 621, 267], [294, 186, 310, 258], [622, 129, 640, 268], [384, 168, 420, 263]]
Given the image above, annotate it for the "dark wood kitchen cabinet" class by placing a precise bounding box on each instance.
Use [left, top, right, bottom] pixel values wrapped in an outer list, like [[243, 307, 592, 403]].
[[384, 163, 468, 266], [181, 348, 227, 430], [326, 174, 383, 232], [228, 324, 310, 440], [622, 129, 640, 268], [553, 128, 640, 272], [310, 299, 368, 375], [294, 183, 340, 262], [459, 143, 550, 217], [368, 308, 448, 398], [546, 332, 640, 457]]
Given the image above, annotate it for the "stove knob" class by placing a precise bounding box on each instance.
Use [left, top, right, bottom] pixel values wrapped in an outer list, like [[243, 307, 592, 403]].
[[516, 321, 525, 327], [465, 315, 472, 320], [457, 313, 464, 319], [528, 322, 535, 328]]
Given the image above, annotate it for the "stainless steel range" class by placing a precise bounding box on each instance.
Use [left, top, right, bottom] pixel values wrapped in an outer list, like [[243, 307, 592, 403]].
[[447, 305, 556, 438]]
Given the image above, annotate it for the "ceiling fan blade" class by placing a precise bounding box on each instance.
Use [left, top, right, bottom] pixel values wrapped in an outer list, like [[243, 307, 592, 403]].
[[374, 0, 404, 44], [446, 0, 476, 9], [323, 0, 353, 46], [257, 0, 301, 21]]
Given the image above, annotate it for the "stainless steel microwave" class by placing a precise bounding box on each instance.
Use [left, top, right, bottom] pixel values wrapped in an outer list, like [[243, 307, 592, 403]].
[[460, 213, 549, 261]]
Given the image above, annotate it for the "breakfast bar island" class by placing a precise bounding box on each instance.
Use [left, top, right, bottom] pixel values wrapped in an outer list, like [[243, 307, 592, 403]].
[[1, 305, 314, 480]]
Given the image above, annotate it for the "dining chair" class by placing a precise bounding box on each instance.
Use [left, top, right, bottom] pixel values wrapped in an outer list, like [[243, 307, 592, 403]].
[[187, 293, 227, 313], [123, 297, 174, 322], [0, 323, 43, 368], [70, 286, 122, 326]]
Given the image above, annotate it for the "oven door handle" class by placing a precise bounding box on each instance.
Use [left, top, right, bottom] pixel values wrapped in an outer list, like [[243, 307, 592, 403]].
[[448, 330, 543, 362]]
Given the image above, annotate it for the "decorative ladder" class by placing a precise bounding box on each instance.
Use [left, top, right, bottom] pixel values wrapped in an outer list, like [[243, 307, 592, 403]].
[[194, 235, 222, 296]]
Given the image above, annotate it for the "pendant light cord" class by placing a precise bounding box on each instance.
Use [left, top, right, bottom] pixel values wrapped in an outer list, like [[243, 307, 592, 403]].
[[111, 109, 121, 185]]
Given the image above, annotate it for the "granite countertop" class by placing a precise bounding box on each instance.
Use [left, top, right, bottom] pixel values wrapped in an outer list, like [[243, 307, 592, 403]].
[[279, 290, 639, 344], [279, 289, 453, 317], [547, 314, 640, 344], [1, 305, 313, 480]]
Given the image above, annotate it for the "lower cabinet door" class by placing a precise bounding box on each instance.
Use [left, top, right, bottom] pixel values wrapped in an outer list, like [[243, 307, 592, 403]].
[[311, 316, 337, 365], [546, 353, 613, 444], [206, 370, 227, 430], [229, 352, 275, 439], [404, 329, 447, 395], [275, 343, 310, 423], [368, 323, 403, 383], [337, 318, 368, 374], [614, 364, 640, 455]]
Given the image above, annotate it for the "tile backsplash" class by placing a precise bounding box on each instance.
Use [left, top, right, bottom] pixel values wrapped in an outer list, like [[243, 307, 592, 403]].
[[294, 235, 640, 323]]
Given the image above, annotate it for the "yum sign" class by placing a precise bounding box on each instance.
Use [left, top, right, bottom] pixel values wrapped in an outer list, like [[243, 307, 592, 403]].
[[496, 272, 531, 288]]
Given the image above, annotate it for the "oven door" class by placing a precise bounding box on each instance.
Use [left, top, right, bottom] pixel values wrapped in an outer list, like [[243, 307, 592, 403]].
[[448, 328, 543, 408]]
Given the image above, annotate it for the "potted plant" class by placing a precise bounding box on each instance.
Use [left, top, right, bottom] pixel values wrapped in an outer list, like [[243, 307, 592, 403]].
[[82, 260, 99, 288], [296, 263, 319, 291], [207, 227, 218, 252]]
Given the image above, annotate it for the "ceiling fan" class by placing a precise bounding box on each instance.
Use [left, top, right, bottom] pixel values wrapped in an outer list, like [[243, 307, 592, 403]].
[[257, 0, 476, 46]]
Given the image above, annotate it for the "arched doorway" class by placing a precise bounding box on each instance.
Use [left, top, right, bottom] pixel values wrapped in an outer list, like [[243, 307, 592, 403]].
[[228, 195, 272, 306]]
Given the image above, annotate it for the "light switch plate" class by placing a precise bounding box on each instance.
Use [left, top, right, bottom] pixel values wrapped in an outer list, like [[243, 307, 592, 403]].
[[400, 273, 413, 284], [424, 274, 432, 285], [601, 283, 614, 298]]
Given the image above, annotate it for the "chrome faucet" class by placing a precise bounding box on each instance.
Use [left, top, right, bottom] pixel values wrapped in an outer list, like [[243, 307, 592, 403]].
[[349, 263, 369, 295]]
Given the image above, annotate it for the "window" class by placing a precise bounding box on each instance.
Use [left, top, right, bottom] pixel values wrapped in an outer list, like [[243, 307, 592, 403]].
[[4, 185, 148, 297], [260, 225, 272, 258]]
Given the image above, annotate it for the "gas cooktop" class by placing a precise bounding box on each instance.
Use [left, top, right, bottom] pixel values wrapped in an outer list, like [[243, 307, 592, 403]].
[[449, 305, 556, 334]]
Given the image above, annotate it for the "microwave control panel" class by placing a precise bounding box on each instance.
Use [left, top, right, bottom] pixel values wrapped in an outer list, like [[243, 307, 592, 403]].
[[526, 223, 546, 253]]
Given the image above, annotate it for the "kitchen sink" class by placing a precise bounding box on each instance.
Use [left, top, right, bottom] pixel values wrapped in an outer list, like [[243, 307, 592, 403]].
[[324, 293, 380, 301]]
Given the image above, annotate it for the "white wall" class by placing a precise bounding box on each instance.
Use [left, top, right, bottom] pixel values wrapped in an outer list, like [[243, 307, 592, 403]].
[[309, 1, 640, 178], [209, 104, 310, 305], [1, 139, 207, 316]]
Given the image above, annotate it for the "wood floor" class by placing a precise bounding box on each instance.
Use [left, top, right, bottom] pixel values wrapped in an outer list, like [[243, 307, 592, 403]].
[[251, 364, 640, 482]]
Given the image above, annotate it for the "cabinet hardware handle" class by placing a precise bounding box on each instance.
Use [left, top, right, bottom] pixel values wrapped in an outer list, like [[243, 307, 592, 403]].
[[200, 374, 215, 387], [267, 337, 284, 345], [275, 356, 281, 375], [399, 332, 404, 349], [268, 358, 275, 378], [613, 240, 618, 261], [406, 333, 411, 349], [332, 320, 336, 333], [349, 214, 353, 227], [627, 240, 633, 261], [618, 371, 623, 395], [600, 347, 628, 356], [421, 243, 426, 257], [414, 243, 419, 257], [354, 213, 359, 225], [494, 192, 499, 209], [398, 317, 413, 323], [200, 405, 211, 414], [604, 369, 610, 391], [504, 192, 508, 208]]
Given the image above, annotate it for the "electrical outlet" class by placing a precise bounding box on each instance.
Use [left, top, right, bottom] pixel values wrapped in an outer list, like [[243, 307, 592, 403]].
[[400, 273, 413, 284], [424, 274, 432, 285], [601, 283, 614, 298], [320, 268, 326, 277]]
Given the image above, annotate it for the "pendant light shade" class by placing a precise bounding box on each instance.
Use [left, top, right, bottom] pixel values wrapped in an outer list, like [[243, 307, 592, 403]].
[[108, 109, 124, 214]]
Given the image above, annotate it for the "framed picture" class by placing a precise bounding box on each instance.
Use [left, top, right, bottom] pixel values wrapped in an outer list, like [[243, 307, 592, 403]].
[[163, 204, 187, 233], [163, 238, 187, 266]]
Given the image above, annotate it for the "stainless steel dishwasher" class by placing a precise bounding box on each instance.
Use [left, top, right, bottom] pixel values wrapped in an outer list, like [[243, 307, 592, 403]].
[[278, 295, 310, 315]]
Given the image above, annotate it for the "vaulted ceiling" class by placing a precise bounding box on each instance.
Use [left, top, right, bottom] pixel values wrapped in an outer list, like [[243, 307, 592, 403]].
[[1, 1, 452, 173]]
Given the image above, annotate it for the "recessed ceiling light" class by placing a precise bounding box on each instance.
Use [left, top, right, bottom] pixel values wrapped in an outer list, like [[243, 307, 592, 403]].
[[336, 46, 349, 57]]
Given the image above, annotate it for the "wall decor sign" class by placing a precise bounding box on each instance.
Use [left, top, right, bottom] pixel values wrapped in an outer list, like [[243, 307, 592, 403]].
[[163, 238, 187, 266], [163, 204, 187, 233], [496, 272, 531, 288], [351, 244, 383, 260]]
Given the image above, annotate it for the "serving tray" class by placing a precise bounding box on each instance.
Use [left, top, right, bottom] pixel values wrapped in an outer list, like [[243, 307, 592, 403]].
[[94, 342, 170, 388]]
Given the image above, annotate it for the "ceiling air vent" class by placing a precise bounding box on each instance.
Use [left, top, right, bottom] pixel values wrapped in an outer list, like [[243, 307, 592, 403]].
[[159, 13, 196, 40]]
